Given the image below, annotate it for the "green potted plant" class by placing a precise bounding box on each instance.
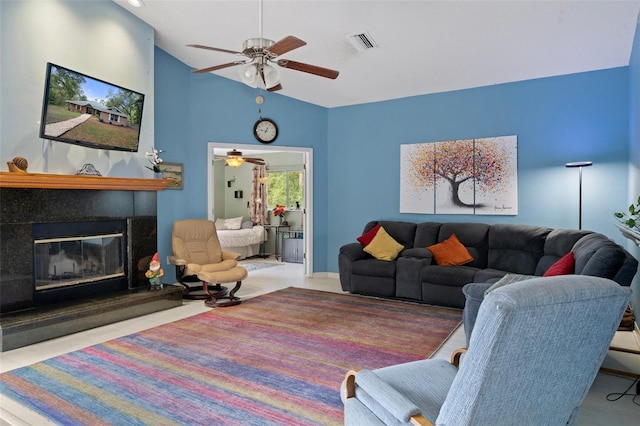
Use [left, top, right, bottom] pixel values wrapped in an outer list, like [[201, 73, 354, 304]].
[[614, 195, 640, 245]]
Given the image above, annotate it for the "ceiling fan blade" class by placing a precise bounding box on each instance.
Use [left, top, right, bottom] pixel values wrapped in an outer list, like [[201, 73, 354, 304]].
[[267, 83, 283, 92], [246, 158, 266, 165], [187, 44, 242, 55], [265, 35, 306, 57], [192, 61, 246, 74], [277, 59, 339, 79]]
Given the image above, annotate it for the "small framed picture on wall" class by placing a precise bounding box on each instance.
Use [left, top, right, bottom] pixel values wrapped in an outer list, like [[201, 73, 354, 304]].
[[161, 162, 184, 189]]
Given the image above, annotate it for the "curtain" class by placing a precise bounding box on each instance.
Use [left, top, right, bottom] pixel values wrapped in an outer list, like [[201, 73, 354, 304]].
[[249, 165, 268, 224]]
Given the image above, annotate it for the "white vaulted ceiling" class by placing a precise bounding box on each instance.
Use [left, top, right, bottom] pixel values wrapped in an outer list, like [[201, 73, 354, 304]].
[[113, 0, 640, 108]]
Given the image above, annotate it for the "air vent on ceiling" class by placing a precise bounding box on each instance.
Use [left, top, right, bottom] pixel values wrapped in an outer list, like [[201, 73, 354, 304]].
[[346, 31, 378, 52]]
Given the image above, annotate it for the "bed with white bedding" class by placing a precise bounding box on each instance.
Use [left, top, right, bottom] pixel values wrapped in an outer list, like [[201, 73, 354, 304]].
[[216, 221, 266, 259]]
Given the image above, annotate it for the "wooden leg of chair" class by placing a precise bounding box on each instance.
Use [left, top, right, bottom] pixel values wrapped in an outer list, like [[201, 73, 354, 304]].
[[344, 370, 358, 398], [204, 280, 242, 308], [410, 414, 434, 426], [450, 348, 467, 367], [228, 281, 241, 299]]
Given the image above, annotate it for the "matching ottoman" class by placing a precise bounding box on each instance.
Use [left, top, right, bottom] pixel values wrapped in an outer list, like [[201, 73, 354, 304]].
[[197, 266, 248, 307]]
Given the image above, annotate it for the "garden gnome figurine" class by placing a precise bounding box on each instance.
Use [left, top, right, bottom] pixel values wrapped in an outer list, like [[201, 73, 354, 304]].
[[145, 252, 164, 290]]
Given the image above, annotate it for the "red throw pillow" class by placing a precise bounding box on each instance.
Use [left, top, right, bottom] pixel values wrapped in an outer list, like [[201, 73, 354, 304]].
[[357, 224, 381, 246], [543, 251, 575, 276]]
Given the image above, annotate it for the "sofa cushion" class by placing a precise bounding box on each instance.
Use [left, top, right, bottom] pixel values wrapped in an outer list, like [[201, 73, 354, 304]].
[[427, 234, 473, 266], [421, 265, 479, 287], [413, 222, 442, 248], [377, 221, 418, 248], [357, 223, 381, 246], [581, 246, 626, 279], [543, 251, 575, 276], [438, 223, 490, 268], [473, 269, 509, 283], [535, 229, 591, 275], [364, 227, 404, 261], [352, 259, 397, 278], [572, 233, 623, 275], [488, 224, 551, 275]]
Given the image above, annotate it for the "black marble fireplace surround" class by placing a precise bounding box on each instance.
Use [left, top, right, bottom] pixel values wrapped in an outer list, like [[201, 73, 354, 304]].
[[0, 176, 183, 351], [0, 187, 158, 314]]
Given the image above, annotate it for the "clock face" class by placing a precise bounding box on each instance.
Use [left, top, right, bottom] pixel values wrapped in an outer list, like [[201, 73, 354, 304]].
[[254, 118, 278, 143]]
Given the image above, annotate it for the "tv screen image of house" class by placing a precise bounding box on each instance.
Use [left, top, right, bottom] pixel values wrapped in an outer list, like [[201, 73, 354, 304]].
[[39, 63, 145, 152]]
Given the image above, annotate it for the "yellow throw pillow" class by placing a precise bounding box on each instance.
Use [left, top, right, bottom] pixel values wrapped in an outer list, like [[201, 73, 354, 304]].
[[363, 227, 404, 261], [427, 234, 474, 266]]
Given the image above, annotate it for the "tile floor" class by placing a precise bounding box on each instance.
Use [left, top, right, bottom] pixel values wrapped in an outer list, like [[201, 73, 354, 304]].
[[1, 261, 638, 425]]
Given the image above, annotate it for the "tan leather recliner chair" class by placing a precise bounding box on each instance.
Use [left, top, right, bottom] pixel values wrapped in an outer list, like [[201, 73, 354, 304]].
[[169, 219, 247, 306]]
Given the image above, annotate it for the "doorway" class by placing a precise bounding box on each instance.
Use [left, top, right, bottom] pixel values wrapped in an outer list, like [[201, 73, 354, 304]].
[[207, 142, 313, 277]]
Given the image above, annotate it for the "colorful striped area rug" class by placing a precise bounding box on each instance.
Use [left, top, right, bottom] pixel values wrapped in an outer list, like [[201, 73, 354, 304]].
[[0, 287, 462, 425]]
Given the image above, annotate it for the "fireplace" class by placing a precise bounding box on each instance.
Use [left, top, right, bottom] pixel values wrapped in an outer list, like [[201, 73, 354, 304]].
[[0, 178, 162, 314], [33, 220, 128, 305], [0, 173, 183, 351]]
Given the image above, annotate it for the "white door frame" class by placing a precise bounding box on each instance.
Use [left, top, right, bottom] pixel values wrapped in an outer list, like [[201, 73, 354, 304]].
[[207, 142, 313, 277]]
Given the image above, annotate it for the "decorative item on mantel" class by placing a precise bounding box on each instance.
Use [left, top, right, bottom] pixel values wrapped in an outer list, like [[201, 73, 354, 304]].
[[145, 147, 165, 176], [614, 195, 640, 247], [6, 157, 28, 173], [76, 163, 102, 176], [272, 204, 287, 226]]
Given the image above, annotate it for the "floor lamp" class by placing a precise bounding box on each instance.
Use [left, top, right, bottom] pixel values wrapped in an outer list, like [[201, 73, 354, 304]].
[[565, 161, 593, 230]]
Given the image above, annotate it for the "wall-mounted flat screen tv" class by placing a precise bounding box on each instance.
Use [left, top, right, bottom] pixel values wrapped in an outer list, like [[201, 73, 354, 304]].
[[39, 63, 145, 152]]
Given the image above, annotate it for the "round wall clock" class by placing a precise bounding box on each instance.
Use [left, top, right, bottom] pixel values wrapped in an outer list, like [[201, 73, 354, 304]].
[[253, 118, 278, 144]]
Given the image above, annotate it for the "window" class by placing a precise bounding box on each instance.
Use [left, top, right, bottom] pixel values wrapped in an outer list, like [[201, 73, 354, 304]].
[[267, 170, 304, 209]]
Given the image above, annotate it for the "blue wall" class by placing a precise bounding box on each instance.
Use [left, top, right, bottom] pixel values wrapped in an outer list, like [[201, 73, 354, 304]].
[[326, 68, 630, 272], [627, 14, 640, 319], [156, 44, 631, 277], [152, 23, 636, 279], [154, 48, 328, 280]]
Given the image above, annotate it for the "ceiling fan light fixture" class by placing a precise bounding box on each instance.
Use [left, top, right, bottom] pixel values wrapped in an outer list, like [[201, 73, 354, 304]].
[[262, 63, 280, 89], [226, 155, 244, 168], [226, 150, 245, 167], [239, 64, 259, 88]]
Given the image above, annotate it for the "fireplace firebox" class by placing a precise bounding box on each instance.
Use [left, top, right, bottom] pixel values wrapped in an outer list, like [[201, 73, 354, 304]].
[[32, 220, 129, 305]]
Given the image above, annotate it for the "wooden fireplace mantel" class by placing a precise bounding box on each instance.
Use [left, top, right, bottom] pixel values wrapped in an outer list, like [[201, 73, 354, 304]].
[[0, 171, 170, 191]]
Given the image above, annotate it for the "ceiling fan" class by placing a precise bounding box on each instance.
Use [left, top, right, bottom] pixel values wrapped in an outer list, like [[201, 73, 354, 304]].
[[215, 149, 266, 167], [187, 0, 339, 91]]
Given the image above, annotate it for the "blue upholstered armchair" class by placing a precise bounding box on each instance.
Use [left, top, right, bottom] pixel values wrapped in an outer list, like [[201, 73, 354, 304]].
[[342, 276, 630, 426]]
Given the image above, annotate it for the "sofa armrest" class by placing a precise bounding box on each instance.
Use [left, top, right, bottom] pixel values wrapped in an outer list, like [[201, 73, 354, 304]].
[[402, 247, 434, 262], [340, 242, 369, 262]]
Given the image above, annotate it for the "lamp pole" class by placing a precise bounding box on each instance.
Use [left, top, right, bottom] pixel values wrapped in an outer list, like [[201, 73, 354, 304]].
[[565, 161, 593, 230]]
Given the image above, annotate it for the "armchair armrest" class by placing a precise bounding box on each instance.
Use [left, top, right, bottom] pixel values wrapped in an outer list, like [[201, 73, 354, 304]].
[[222, 251, 242, 261], [344, 370, 431, 425], [168, 256, 187, 266], [340, 242, 369, 262]]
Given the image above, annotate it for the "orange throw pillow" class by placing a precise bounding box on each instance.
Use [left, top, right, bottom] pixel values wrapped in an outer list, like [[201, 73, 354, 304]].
[[427, 234, 474, 266]]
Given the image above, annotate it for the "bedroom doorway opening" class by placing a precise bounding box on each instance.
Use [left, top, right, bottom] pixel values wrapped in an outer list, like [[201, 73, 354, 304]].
[[207, 142, 313, 277]]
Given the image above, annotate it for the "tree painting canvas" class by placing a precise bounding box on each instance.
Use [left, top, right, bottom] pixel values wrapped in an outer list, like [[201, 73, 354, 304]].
[[400, 135, 518, 215]]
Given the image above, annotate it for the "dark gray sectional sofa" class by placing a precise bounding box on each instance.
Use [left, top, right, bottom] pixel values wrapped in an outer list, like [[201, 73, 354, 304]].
[[338, 220, 638, 308]]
